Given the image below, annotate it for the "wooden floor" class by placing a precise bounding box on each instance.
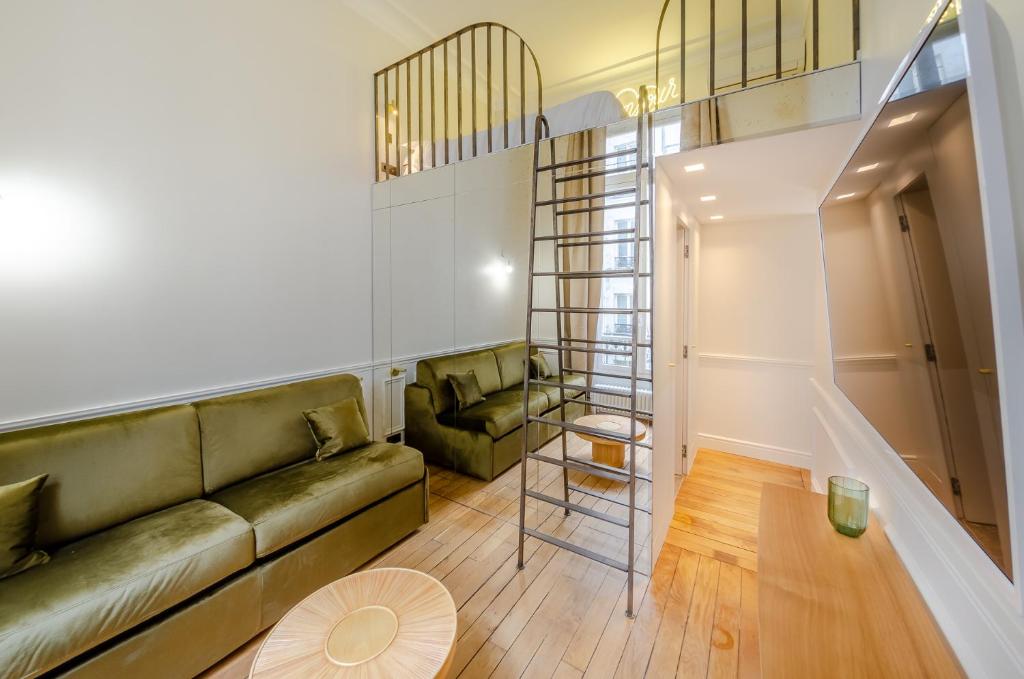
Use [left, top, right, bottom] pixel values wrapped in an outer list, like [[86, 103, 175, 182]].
[[207, 444, 808, 679]]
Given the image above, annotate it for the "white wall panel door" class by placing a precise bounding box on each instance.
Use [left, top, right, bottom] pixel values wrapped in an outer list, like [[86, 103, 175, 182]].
[[389, 196, 456, 359]]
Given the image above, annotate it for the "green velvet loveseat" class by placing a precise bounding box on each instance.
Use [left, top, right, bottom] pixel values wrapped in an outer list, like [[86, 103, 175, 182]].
[[405, 341, 585, 481], [0, 374, 427, 679]]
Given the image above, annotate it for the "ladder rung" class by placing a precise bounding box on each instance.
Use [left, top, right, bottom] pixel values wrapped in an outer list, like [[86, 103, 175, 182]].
[[557, 200, 648, 218], [524, 489, 630, 527], [554, 163, 645, 183], [541, 367, 652, 383], [567, 483, 651, 514], [528, 377, 640, 398], [526, 452, 649, 484], [532, 271, 650, 280], [527, 416, 653, 451], [534, 228, 635, 242], [566, 452, 652, 478], [530, 338, 651, 349], [532, 307, 651, 315], [530, 344, 632, 357], [536, 148, 636, 173], [535, 187, 635, 207], [558, 237, 650, 248], [521, 527, 629, 572], [563, 395, 654, 420]]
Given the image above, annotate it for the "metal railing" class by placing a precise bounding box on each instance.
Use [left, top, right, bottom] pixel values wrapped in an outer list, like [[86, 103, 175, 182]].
[[373, 22, 543, 181], [654, 0, 861, 109]]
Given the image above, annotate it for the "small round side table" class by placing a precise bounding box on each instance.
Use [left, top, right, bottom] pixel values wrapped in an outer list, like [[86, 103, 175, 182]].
[[250, 567, 457, 678], [574, 414, 647, 468]]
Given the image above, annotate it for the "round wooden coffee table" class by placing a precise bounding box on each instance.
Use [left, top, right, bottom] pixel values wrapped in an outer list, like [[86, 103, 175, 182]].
[[250, 568, 457, 678], [574, 414, 647, 468]]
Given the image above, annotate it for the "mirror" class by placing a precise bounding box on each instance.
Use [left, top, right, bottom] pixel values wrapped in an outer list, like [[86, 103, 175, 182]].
[[819, 2, 1012, 578]]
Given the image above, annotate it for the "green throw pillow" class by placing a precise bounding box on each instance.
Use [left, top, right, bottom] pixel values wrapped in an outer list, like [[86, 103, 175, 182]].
[[1, 474, 50, 580], [447, 370, 485, 410], [303, 397, 371, 461], [530, 354, 551, 379]]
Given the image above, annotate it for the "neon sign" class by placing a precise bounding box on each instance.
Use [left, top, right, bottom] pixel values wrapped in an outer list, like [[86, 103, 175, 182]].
[[615, 78, 679, 117]]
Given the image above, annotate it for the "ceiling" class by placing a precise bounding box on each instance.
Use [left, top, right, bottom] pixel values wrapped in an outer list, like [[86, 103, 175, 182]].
[[346, 0, 810, 106], [658, 120, 864, 223]]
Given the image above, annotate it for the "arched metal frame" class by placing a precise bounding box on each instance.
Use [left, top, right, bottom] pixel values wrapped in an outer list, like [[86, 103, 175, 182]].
[[654, 0, 861, 111], [373, 22, 543, 181]]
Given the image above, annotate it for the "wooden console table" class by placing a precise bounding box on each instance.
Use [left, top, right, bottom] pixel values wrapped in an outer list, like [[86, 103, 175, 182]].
[[758, 484, 964, 678]]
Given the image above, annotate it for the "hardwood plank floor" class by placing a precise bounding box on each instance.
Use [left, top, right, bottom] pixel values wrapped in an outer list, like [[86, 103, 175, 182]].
[[204, 446, 807, 678]]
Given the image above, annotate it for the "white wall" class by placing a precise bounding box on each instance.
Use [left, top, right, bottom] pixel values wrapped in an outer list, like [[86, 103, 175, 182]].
[[808, 1, 1024, 676], [651, 165, 681, 559], [0, 1, 405, 429], [369, 145, 533, 437], [694, 215, 819, 469]]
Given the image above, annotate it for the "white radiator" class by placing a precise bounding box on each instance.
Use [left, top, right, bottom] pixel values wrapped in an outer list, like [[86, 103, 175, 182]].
[[591, 383, 653, 418]]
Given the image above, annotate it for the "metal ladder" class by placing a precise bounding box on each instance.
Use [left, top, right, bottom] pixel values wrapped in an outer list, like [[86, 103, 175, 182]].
[[517, 88, 655, 617]]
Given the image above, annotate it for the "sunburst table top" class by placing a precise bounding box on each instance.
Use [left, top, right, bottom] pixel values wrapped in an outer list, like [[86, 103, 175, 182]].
[[250, 567, 458, 678]]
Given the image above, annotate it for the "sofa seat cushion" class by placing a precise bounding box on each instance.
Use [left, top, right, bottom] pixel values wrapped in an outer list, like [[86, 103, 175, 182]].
[[210, 442, 424, 558], [538, 373, 587, 408], [439, 388, 547, 439], [0, 499, 254, 678]]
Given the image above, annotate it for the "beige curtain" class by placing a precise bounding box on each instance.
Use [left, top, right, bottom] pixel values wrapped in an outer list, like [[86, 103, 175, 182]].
[[558, 127, 607, 388]]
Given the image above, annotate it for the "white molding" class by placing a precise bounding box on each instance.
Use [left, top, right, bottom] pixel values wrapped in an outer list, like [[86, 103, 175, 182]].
[[811, 377, 1024, 678], [695, 432, 812, 469], [374, 337, 524, 371], [0, 361, 374, 434], [832, 352, 898, 367], [697, 352, 814, 369]]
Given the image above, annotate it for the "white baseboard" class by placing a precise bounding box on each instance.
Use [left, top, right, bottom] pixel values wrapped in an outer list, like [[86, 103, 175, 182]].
[[694, 432, 812, 469]]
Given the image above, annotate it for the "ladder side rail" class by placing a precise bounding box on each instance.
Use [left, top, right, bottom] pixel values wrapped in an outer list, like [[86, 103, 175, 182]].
[[625, 87, 648, 618], [518, 114, 549, 570], [549, 133, 571, 515]]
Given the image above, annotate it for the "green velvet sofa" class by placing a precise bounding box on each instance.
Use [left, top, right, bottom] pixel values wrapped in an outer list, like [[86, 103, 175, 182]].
[[405, 341, 585, 481], [0, 374, 428, 679]]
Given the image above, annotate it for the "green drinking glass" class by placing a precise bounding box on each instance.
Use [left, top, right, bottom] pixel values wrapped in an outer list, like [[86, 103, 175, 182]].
[[828, 476, 870, 537]]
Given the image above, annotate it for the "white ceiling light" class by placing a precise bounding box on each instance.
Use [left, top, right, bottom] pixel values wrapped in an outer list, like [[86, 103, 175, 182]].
[[700, 195, 717, 202], [836, 192, 856, 200], [856, 163, 879, 173], [683, 163, 705, 173], [888, 112, 917, 127], [709, 215, 724, 221]]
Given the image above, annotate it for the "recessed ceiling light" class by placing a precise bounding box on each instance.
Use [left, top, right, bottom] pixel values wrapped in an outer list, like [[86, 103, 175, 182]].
[[684, 163, 705, 173], [856, 163, 879, 173], [700, 195, 717, 202], [836, 192, 856, 200], [709, 215, 724, 221], [888, 112, 917, 127]]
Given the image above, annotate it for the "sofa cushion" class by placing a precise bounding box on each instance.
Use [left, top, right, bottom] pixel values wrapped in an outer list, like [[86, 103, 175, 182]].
[[538, 373, 587, 408], [493, 342, 528, 389], [0, 405, 202, 549], [439, 387, 547, 439], [0, 474, 49, 580], [0, 499, 253, 679], [195, 374, 368, 493], [416, 348, 503, 415], [210, 442, 424, 558], [303, 397, 371, 461]]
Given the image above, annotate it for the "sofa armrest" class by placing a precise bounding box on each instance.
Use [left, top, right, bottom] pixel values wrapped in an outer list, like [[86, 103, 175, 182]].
[[405, 384, 492, 470]]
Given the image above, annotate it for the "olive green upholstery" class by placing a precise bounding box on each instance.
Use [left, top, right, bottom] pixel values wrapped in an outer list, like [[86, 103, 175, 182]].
[[407, 342, 585, 481], [257, 480, 427, 627], [416, 347, 503, 415], [0, 405, 202, 549], [211, 442, 424, 558], [195, 373, 368, 493], [439, 387, 547, 439], [537, 372, 586, 407], [57, 570, 261, 679], [0, 500, 253, 678], [0, 373, 428, 679]]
